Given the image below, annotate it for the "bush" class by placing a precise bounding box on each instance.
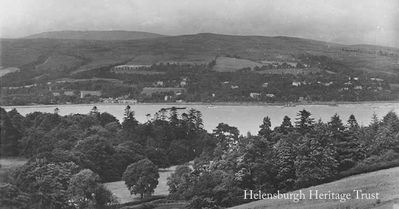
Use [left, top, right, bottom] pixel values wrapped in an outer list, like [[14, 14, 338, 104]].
[[340, 150, 399, 177]]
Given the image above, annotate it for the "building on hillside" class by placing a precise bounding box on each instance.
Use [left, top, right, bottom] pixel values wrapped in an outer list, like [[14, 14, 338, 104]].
[[141, 87, 185, 96], [64, 91, 75, 96], [265, 93, 275, 98], [370, 78, 384, 82], [292, 81, 301, 86], [250, 92, 261, 99], [52, 92, 61, 97], [80, 90, 102, 98], [354, 86, 363, 90], [118, 99, 138, 104], [262, 82, 269, 88], [112, 65, 151, 71], [180, 77, 188, 87], [155, 81, 164, 87]]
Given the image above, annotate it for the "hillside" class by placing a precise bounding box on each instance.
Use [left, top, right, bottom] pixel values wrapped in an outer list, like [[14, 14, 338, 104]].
[[1, 33, 398, 76], [1, 33, 399, 105], [230, 166, 399, 209], [24, 30, 165, 40]]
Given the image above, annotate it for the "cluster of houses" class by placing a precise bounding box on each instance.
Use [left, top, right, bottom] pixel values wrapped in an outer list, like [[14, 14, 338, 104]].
[[100, 97, 138, 104], [152, 77, 188, 88], [2, 84, 38, 90], [111, 64, 151, 73], [51, 90, 102, 99]]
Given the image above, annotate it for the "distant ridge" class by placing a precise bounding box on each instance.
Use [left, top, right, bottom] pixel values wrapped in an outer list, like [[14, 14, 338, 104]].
[[24, 30, 166, 40]]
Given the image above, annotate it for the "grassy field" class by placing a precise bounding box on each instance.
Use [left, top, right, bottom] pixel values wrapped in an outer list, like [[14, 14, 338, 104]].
[[0, 158, 27, 183], [230, 166, 399, 209], [213, 57, 262, 72], [104, 165, 177, 204], [35, 55, 84, 73]]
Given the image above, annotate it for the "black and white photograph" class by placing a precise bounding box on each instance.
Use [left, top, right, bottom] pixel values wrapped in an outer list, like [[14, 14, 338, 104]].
[[1, 0, 399, 208]]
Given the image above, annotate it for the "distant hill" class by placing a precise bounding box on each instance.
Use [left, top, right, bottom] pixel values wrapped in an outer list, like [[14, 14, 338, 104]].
[[24, 30, 166, 40], [230, 166, 399, 209], [1, 33, 398, 80]]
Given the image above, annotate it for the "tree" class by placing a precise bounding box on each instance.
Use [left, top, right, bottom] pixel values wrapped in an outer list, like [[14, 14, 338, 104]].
[[295, 109, 315, 135], [90, 106, 99, 115], [169, 107, 179, 127], [167, 165, 193, 200], [371, 111, 399, 154], [73, 135, 120, 181], [212, 123, 240, 155], [347, 114, 359, 131], [294, 122, 338, 188], [0, 108, 21, 156], [329, 114, 362, 171], [274, 133, 298, 191], [121, 106, 139, 142], [7, 108, 26, 134], [235, 136, 275, 192], [122, 159, 159, 199], [67, 169, 116, 209], [13, 160, 79, 209], [98, 112, 119, 127], [277, 116, 293, 134], [0, 183, 30, 209], [258, 116, 272, 140]]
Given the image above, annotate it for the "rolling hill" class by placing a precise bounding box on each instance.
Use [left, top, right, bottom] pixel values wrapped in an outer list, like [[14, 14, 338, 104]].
[[1, 32, 399, 85], [24, 30, 166, 40], [230, 166, 399, 209]]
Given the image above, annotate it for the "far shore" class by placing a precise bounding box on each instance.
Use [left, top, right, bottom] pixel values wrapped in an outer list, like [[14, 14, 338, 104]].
[[2, 100, 399, 109]]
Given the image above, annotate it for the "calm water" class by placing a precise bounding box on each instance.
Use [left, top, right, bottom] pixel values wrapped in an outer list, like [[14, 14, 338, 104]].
[[4, 102, 399, 134]]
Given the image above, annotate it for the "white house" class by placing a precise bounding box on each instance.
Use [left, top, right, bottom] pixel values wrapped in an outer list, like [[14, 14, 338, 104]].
[[292, 81, 301, 86], [354, 86, 363, 90], [250, 92, 261, 99], [80, 91, 102, 98]]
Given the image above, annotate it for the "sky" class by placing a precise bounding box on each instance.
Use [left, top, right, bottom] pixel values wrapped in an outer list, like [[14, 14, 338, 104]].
[[0, 0, 398, 47]]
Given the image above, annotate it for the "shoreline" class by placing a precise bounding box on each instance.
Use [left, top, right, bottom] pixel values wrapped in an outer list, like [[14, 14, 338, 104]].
[[2, 100, 399, 109]]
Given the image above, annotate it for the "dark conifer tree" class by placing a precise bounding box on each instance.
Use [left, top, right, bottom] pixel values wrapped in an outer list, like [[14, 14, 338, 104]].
[[295, 121, 338, 188], [258, 116, 272, 141], [0, 108, 21, 156], [295, 109, 315, 135], [278, 116, 293, 134]]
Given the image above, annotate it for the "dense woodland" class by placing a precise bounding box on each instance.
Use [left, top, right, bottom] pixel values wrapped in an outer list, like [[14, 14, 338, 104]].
[[1, 106, 399, 209]]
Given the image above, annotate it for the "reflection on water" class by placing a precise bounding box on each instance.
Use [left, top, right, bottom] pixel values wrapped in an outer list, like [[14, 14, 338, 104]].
[[4, 102, 399, 134]]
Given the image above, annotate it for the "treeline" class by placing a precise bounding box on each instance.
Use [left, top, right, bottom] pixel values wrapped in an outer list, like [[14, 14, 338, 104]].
[[167, 110, 399, 208], [0, 106, 209, 180], [1, 107, 399, 209], [0, 106, 210, 208]]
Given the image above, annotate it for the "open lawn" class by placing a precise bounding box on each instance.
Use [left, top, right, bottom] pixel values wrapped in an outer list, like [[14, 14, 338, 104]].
[[213, 57, 262, 72], [230, 166, 399, 209], [104, 165, 177, 204]]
